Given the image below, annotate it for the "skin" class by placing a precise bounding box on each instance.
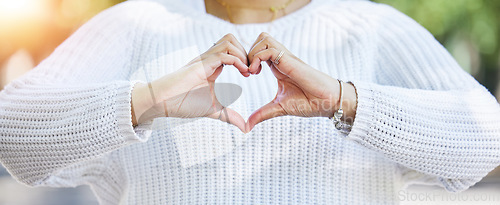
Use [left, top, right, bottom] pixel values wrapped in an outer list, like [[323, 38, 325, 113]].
[[132, 34, 250, 132], [203, 0, 312, 24], [246, 32, 357, 131], [131, 0, 358, 133]]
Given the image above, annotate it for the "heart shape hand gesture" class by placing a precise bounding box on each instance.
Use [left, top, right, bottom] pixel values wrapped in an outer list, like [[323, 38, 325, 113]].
[[131, 33, 357, 133]]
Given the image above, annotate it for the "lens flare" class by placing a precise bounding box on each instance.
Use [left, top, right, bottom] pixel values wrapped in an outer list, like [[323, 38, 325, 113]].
[[0, 0, 45, 20]]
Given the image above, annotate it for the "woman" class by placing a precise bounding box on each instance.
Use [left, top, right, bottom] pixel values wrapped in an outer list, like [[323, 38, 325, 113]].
[[0, 0, 499, 204]]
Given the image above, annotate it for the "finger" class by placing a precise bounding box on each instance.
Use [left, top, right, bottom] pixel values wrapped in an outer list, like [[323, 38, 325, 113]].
[[248, 33, 285, 72], [252, 48, 302, 80], [207, 107, 246, 133], [249, 48, 282, 73], [249, 32, 272, 56], [256, 64, 262, 75], [211, 40, 248, 68], [248, 39, 272, 70], [246, 101, 286, 132], [206, 53, 250, 77], [208, 66, 223, 81], [248, 38, 266, 64], [216, 33, 248, 64]]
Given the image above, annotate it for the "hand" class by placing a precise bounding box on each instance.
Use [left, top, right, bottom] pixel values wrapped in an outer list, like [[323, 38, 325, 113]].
[[246, 32, 357, 132], [132, 34, 250, 132]]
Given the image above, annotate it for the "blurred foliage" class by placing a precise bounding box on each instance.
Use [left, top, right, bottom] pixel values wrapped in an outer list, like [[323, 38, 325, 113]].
[[373, 0, 500, 97]]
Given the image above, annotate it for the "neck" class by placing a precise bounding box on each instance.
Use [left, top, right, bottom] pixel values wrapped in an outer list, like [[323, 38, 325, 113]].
[[205, 0, 311, 24]]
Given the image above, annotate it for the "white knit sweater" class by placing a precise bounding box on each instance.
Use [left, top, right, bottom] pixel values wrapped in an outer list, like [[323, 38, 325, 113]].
[[1, 0, 499, 204]]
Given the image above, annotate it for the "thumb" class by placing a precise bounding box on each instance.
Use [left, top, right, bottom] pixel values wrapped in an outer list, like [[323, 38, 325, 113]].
[[207, 106, 246, 133], [246, 101, 285, 132]]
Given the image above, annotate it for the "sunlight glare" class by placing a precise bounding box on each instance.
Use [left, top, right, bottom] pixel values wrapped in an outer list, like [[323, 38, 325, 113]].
[[0, 0, 44, 19]]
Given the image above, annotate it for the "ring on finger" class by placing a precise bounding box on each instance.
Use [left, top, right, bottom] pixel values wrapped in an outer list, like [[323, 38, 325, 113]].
[[274, 50, 285, 65]]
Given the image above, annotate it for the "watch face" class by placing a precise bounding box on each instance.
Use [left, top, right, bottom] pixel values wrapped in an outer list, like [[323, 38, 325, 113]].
[[335, 121, 343, 130]]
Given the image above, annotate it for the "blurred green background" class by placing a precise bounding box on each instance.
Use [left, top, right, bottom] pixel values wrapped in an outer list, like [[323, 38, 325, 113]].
[[373, 0, 500, 100]]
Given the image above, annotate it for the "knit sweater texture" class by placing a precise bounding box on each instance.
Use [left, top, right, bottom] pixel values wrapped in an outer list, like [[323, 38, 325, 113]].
[[1, 0, 499, 204]]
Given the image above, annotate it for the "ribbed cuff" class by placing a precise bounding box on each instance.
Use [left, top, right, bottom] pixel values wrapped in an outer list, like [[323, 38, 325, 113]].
[[115, 80, 153, 142], [345, 81, 376, 143]]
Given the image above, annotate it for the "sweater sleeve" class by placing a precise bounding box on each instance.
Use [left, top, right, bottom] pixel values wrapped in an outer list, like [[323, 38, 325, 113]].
[[346, 4, 500, 192], [0, 1, 158, 187]]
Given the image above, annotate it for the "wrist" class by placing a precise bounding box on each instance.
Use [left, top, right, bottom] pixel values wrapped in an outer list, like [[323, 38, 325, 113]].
[[132, 81, 169, 125], [341, 82, 357, 124], [329, 80, 357, 133], [131, 83, 152, 126]]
